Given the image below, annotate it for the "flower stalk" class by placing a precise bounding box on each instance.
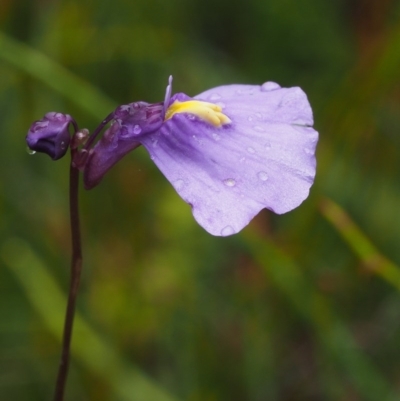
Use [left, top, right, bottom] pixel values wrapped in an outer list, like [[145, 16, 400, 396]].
[[53, 147, 83, 401]]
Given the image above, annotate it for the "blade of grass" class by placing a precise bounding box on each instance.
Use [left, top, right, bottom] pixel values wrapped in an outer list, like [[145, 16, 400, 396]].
[[0, 31, 116, 119], [1, 237, 180, 401], [240, 230, 399, 401], [319, 197, 400, 291]]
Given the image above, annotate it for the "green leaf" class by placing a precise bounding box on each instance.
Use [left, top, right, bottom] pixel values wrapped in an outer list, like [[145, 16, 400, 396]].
[[320, 197, 400, 291]]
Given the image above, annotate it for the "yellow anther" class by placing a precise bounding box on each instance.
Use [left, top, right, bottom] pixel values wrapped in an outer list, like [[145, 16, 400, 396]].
[[165, 100, 231, 127]]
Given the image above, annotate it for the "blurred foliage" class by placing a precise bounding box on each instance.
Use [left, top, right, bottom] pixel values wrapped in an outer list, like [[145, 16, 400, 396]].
[[1, 0, 400, 400]]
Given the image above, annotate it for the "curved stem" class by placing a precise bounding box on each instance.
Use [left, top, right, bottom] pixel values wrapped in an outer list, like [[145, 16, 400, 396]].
[[83, 112, 114, 151], [53, 150, 83, 401]]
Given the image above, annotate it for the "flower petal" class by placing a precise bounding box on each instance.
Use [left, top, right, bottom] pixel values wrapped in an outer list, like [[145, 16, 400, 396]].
[[139, 83, 318, 236]]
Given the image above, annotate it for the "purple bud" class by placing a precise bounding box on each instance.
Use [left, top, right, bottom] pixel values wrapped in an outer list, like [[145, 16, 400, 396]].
[[26, 112, 76, 160]]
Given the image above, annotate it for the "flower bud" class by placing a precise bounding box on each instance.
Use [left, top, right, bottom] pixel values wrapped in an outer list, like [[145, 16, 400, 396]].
[[26, 112, 76, 160]]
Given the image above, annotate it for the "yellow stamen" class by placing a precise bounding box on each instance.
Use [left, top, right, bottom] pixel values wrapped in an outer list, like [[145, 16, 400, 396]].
[[165, 100, 231, 127]]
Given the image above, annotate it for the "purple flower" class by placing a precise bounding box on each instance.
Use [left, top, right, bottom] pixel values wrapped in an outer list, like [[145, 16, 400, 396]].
[[83, 77, 318, 236], [26, 112, 76, 160]]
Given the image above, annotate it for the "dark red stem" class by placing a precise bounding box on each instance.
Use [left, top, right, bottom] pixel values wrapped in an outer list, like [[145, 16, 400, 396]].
[[53, 148, 83, 401]]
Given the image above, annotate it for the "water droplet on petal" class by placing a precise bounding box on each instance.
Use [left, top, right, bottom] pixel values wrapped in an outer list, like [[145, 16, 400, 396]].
[[264, 142, 271, 150], [212, 133, 220, 141], [253, 126, 265, 132], [261, 81, 280, 91], [26, 147, 36, 155], [247, 147, 256, 154], [174, 179, 185, 191], [60, 141, 66, 150], [304, 148, 314, 155], [239, 157, 246, 163], [256, 113, 263, 119], [221, 225, 235, 236], [216, 102, 226, 108], [209, 93, 221, 101], [248, 116, 254, 122], [133, 125, 142, 135], [257, 171, 269, 181], [223, 178, 236, 187]]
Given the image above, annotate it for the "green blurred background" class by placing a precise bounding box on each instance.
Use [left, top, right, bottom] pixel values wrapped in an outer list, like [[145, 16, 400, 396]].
[[1, 0, 400, 400]]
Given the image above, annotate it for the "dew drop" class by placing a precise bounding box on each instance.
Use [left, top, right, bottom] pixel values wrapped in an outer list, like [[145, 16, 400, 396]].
[[26, 147, 36, 155], [248, 116, 254, 122], [261, 81, 281, 91], [212, 133, 220, 141], [253, 125, 265, 132], [239, 157, 246, 163], [257, 171, 269, 181], [133, 125, 142, 135], [223, 178, 236, 187], [264, 142, 271, 150], [304, 148, 314, 155], [247, 147, 256, 154], [216, 102, 226, 108], [209, 93, 221, 101], [256, 113, 263, 119], [174, 179, 185, 191], [60, 141, 66, 150], [221, 225, 235, 236]]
